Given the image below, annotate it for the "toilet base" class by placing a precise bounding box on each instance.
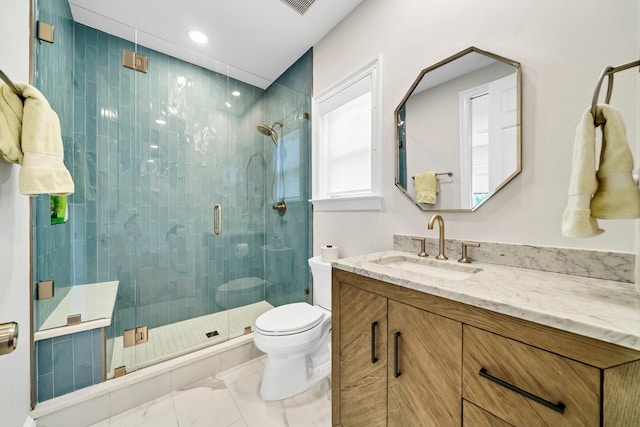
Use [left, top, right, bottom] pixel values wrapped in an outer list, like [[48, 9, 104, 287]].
[[259, 339, 331, 401]]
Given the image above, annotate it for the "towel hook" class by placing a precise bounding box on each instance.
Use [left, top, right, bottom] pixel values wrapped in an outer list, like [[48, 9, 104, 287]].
[[0, 69, 23, 99], [590, 59, 640, 125], [590, 66, 614, 125]]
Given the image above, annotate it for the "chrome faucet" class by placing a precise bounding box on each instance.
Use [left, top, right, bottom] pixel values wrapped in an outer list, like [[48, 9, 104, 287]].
[[428, 214, 447, 260]]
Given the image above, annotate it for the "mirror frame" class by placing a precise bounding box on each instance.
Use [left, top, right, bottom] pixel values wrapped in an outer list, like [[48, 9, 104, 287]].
[[394, 46, 522, 212]]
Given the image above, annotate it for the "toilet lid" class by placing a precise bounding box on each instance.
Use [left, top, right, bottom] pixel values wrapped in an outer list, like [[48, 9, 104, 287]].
[[255, 302, 325, 335]]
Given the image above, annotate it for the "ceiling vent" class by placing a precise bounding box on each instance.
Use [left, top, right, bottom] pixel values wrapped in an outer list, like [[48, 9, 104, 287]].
[[281, 0, 315, 15]]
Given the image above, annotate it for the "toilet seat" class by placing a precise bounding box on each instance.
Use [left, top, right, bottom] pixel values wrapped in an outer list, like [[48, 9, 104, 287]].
[[255, 302, 325, 336]]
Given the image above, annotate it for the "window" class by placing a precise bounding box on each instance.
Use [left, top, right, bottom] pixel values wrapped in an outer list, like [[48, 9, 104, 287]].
[[311, 57, 382, 211]]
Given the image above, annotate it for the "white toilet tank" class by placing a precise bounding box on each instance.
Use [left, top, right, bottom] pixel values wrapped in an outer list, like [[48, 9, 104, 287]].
[[308, 256, 332, 310]]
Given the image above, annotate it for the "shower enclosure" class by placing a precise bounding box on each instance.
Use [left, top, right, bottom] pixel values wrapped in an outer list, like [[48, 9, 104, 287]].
[[32, 0, 312, 402]]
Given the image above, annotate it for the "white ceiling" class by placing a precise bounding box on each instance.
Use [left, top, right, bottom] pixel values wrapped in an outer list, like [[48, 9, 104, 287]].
[[68, 0, 363, 89]]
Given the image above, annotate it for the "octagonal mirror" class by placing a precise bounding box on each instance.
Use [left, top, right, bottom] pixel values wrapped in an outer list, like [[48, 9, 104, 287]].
[[395, 47, 521, 211]]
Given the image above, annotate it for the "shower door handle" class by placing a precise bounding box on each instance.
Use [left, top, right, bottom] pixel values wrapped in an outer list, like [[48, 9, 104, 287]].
[[214, 204, 222, 236]]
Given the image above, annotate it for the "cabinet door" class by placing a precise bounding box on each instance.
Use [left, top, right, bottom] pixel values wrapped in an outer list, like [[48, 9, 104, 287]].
[[388, 300, 462, 426], [339, 284, 388, 426]]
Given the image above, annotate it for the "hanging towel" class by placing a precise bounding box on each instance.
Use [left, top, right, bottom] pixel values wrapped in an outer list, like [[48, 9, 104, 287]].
[[561, 105, 640, 238], [415, 171, 439, 204], [0, 82, 74, 196], [0, 83, 24, 164], [590, 105, 640, 219]]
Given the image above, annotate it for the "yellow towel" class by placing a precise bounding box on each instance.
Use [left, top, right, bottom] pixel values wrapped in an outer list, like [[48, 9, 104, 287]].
[[562, 105, 640, 238], [415, 171, 439, 204], [0, 82, 74, 196], [591, 105, 640, 219], [0, 84, 24, 164]]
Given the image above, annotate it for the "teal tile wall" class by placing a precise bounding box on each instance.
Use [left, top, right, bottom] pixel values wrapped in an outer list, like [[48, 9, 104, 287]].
[[35, 329, 103, 402], [263, 50, 313, 306]]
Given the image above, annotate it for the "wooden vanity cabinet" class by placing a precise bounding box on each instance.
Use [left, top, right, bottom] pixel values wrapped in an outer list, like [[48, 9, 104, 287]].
[[332, 269, 640, 427], [338, 283, 387, 426], [334, 274, 462, 427]]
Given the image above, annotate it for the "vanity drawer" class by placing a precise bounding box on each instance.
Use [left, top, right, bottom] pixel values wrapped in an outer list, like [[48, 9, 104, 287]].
[[463, 325, 600, 426], [463, 400, 513, 427]]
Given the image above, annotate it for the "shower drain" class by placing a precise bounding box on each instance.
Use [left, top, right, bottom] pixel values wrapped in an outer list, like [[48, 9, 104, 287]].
[[205, 330, 219, 338]]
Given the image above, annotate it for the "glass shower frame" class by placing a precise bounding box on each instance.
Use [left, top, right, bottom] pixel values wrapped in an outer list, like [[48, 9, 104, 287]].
[[32, 0, 312, 399]]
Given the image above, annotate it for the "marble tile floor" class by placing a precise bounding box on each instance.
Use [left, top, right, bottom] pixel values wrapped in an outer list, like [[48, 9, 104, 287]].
[[91, 356, 332, 427]]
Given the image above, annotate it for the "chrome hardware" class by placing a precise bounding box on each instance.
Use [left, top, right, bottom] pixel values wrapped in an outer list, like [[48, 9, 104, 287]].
[[272, 200, 287, 216], [458, 241, 480, 264], [428, 214, 447, 260], [0, 322, 19, 355], [412, 237, 427, 257], [214, 204, 222, 235]]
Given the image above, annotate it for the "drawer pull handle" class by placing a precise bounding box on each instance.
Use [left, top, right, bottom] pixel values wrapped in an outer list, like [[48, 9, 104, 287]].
[[479, 368, 566, 414], [371, 321, 378, 364], [393, 332, 401, 378]]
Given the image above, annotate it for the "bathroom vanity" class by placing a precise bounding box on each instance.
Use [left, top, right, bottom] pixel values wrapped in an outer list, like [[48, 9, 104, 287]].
[[331, 250, 640, 426]]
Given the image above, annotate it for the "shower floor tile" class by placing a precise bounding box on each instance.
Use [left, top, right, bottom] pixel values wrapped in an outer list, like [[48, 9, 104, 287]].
[[108, 301, 273, 378], [91, 356, 332, 427]]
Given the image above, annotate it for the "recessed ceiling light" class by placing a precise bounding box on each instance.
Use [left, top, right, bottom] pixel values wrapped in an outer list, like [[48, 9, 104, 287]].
[[188, 30, 208, 44], [225, 102, 231, 108], [232, 91, 241, 97]]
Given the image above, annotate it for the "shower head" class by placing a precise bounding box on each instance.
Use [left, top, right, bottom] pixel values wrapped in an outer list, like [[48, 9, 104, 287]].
[[257, 121, 283, 145]]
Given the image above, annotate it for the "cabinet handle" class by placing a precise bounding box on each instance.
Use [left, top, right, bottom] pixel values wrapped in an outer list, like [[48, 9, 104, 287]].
[[393, 331, 401, 378], [479, 368, 565, 414], [371, 321, 378, 364]]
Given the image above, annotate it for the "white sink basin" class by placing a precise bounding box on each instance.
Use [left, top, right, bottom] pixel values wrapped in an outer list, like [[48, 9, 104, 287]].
[[369, 255, 481, 281]]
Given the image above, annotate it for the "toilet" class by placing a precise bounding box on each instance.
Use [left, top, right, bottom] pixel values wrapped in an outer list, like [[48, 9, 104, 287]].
[[253, 255, 332, 400]]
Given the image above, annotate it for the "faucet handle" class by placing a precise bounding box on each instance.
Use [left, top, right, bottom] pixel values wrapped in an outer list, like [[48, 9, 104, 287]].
[[411, 237, 428, 257], [458, 241, 480, 263]]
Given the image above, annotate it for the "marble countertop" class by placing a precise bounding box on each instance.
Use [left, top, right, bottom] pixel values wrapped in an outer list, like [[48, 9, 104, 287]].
[[35, 281, 119, 341], [333, 250, 640, 351]]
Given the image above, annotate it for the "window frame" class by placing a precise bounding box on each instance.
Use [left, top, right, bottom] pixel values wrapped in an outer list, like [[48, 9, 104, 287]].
[[311, 56, 382, 211]]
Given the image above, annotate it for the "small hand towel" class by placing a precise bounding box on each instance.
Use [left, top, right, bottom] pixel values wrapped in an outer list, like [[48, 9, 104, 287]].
[[0, 82, 74, 196], [415, 171, 439, 204], [590, 105, 640, 219], [562, 105, 640, 238], [0, 83, 24, 164]]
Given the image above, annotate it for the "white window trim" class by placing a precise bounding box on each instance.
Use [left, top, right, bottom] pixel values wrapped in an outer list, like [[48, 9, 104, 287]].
[[311, 56, 383, 211]]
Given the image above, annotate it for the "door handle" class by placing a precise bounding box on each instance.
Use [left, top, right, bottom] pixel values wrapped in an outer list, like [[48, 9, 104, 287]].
[[393, 331, 401, 378], [371, 321, 378, 364], [213, 204, 222, 236], [479, 368, 565, 414]]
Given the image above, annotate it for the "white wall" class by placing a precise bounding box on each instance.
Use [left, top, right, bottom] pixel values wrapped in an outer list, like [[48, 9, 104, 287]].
[[0, 0, 33, 425], [313, 0, 639, 257]]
